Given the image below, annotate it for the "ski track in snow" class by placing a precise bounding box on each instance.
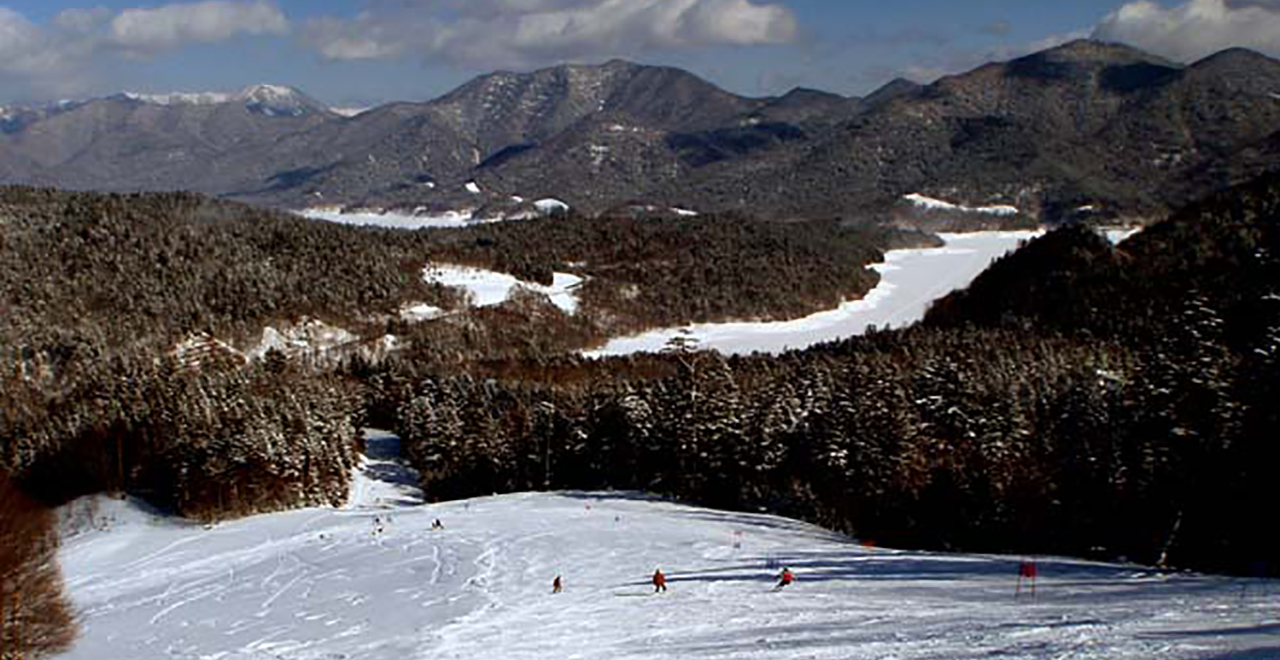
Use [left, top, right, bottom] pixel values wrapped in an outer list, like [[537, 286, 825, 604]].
[[57, 429, 1277, 660]]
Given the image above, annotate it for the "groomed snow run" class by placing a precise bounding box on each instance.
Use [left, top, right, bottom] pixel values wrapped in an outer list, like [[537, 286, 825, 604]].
[[425, 264, 583, 314], [904, 193, 1019, 216], [57, 434, 1278, 660], [586, 231, 1042, 357]]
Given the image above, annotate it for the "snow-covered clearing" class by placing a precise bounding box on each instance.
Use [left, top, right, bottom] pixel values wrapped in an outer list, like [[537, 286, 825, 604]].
[[425, 264, 583, 314], [904, 193, 1020, 216], [586, 232, 1042, 357], [57, 430, 1278, 660], [296, 208, 478, 229]]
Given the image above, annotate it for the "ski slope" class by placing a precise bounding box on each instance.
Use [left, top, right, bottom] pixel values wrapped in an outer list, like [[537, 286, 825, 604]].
[[57, 431, 1276, 660]]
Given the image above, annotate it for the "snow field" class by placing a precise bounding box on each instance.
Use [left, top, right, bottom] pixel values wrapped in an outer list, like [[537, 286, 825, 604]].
[[57, 491, 1279, 660], [296, 207, 479, 229], [424, 264, 583, 314], [586, 231, 1044, 357], [903, 193, 1020, 216], [56, 430, 1277, 660]]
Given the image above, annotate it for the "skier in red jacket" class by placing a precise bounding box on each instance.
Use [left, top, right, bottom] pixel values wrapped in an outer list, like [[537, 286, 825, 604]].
[[776, 567, 795, 589], [653, 568, 667, 593]]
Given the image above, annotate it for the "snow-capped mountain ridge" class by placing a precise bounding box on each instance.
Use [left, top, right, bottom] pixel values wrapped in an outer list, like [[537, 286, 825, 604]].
[[118, 84, 331, 116]]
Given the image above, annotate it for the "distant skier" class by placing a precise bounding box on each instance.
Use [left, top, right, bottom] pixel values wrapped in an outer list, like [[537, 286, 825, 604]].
[[431, 519, 444, 531], [552, 575, 563, 594], [1016, 560, 1038, 598], [653, 568, 667, 593], [775, 567, 795, 589]]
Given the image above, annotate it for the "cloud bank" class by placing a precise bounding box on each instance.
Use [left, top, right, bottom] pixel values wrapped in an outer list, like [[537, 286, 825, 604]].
[[302, 0, 800, 69], [1093, 0, 1280, 61], [109, 1, 289, 53], [1, 1, 288, 98]]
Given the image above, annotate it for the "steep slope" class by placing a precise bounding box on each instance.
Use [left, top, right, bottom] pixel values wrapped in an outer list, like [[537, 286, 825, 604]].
[[425, 59, 763, 158]]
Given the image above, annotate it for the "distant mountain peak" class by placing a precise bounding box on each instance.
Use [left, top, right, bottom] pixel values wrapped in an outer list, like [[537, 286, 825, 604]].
[[117, 84, 330, 116]]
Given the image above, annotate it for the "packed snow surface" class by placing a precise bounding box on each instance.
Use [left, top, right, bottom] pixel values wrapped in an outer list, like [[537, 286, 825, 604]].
[[587, 232, 1042, 357], [425, 264, 583, 314], [904, 193, 1020, 216], [58, 433, 1278, 660]]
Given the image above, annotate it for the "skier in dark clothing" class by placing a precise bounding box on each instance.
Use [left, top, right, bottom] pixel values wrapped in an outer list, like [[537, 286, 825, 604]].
[[552, 575, 563, 594], [653, 568, 667, 593]]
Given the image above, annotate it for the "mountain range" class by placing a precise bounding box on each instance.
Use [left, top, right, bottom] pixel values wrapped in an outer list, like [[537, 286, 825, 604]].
[[2, 40, 1278, 222]]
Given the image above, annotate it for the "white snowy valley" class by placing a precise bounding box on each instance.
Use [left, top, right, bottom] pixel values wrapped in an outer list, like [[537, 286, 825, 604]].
[[56, 432, 1277, 660]]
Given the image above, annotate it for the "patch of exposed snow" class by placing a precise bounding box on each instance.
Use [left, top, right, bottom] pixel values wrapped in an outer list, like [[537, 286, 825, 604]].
[[424, 265, 582, 314], [586, 231, 1043, 357], [400, 303, 444, 322], [1270, 92, 1280, 100], [904, 193, 1019, 216], [671, 207, 699, 217], [465, 181, 482, 194], [249, 318, 359, 362], [169, 332, 247, 369], [1103, 226, 1144, 243], [511, 195, 525, 203], [296, 207, 479, 230], [332, 106, 371, 117], [534, 198, 569, 214]]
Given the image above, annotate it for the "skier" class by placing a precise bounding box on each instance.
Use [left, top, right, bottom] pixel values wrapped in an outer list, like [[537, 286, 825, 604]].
[[552, 575, 563, 594], [653, 568, 667, 593], [775, 567, 795, 589]]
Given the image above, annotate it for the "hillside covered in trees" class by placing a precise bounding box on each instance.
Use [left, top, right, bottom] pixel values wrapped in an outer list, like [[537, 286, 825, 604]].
[[1, 173, 1277, 656]]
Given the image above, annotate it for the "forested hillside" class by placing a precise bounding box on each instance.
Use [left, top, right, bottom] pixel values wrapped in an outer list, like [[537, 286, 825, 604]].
[[374, 173, 1279, 576], [1, 171, 1275, 658]]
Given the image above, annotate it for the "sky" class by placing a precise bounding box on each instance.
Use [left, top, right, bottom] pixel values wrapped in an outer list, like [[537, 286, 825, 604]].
[[2, 0, 1279, 107]]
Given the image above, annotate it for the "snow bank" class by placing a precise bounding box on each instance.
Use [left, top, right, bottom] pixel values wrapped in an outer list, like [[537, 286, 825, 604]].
[[904, 193, 1020, 216], [586, 231, 1042, 357], [425, 264, 583, 314], [465, 181, 482, 194]]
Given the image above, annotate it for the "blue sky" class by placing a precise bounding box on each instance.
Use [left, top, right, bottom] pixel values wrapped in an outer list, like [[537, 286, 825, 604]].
[[2, 1, 1278, 107]]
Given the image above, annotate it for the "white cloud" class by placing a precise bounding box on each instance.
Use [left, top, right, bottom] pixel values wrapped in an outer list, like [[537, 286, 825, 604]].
[[1093, 0, 1280, 61], [302, 0, 799, 68], [0, 2, 289, 100], [109, 1, 289, 52]]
